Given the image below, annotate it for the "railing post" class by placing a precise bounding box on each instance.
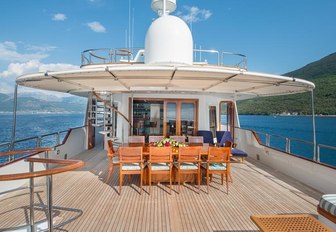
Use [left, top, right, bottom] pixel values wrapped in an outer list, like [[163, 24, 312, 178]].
[[311, 90, 317, 161], [29, 161, 35, 232], [266, 134, 270, 146], [285, 138, 291, 153], [36, 137, 42, 148], [56, 132, 60, 145], [317, 145, 320, 162], [44, 151, 54, 231]]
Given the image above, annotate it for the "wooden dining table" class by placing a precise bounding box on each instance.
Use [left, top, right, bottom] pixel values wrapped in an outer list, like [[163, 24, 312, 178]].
[[118, 143, 212, 184], [120, 143, 210, 157]]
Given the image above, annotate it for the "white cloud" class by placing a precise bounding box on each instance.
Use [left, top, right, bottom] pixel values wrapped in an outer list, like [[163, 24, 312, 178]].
[[0, 60, 79, 94], [25, 44, 56, 53], [52, 13, 67, 21], [0, 41, 49, 62], [86, 21, 106, 33], [0, 60, 78, 78], [177, 6, 212, 24]]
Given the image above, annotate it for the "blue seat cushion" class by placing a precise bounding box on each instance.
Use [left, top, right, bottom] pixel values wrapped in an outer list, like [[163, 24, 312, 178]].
[[319, 194, 336, 216], [231, 148, 248, 157], [197, 130, 214, 145], [216, 131, 225, 144]]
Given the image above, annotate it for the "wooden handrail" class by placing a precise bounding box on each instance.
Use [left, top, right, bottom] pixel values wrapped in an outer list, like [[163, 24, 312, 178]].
[[93, 92, 132, 127], [0, 147, 53, 157], [0, 158, 85, 181]]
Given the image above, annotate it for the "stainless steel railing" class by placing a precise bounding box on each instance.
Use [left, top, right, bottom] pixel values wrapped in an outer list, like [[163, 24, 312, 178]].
[[81, 47, 248, 70], [252, 130, 336, 167], [0, 126, 85, 164]]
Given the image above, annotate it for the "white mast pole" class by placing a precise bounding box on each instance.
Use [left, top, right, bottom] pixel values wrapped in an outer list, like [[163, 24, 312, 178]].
[[163, 0, 167, 16]]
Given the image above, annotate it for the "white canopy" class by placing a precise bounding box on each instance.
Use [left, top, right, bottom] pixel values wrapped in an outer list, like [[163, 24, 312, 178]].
[[16, 63, 315, 100]]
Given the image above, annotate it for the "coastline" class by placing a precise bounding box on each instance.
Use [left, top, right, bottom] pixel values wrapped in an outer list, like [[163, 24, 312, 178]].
[[0, 111, 85, 115]]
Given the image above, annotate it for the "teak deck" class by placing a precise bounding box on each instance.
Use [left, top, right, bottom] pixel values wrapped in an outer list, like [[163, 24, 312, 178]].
[[0, 146, 322, 231]]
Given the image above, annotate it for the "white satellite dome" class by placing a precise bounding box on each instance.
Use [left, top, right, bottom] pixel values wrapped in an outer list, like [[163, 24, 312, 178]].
[[145, 15, 193, 65]]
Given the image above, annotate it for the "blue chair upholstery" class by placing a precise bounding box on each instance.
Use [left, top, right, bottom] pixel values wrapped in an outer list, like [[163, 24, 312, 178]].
[[232, 148, 248, 158], [217, 131, 248, 159], [219, 131, 234, 147], [197, 130, 214, 145], [216, 131, 225, 144]]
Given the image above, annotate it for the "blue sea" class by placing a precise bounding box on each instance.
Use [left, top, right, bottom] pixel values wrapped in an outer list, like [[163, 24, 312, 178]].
[[0, 113, 335, 166]]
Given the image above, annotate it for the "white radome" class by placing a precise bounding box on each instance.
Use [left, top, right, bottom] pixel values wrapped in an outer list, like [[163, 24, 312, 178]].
[[145, 15, 193, 65]]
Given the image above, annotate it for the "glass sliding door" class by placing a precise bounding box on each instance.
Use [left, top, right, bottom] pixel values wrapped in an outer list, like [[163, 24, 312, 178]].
[[165, 102, 177, 136], [219, 101, 235, 132], [131, 99, 164, 141], [180, 103, 195, 137], [164, 99, 198, 137]]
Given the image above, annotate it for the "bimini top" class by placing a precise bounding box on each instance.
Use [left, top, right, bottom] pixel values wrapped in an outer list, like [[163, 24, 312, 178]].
[[16, 12, 315, 100], [16, 60, 314, 100]]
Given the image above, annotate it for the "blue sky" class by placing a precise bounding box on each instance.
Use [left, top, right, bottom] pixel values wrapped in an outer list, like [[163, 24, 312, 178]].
[[0, 0, 336, 95]]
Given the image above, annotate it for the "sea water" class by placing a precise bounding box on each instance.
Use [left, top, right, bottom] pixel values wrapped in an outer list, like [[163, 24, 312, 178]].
[[0, 114, 335, 166]]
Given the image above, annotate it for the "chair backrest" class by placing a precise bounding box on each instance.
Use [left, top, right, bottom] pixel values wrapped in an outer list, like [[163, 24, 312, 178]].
[[149, 147, 172, 163], [149, 135, 164, 143], [128, 136, 145, 144], [107, 140, 115, 156], [197, 130, 214, 145], [178, 146, 201, 162], [170, 135, 186, 143], [119, 147, 143, 163], [188, 136, 204, 144], [219, 131, 234, 147], [207, 147, 231, 163], [215, 131, 225, 144]]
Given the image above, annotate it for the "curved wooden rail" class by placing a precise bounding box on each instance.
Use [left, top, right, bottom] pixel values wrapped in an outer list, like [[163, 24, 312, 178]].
[[0, 147, 54, 157], [0, 158, 85, 181], [93, 91, 132, 126]]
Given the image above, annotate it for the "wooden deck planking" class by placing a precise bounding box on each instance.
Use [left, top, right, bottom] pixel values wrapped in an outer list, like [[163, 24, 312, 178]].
[[0, 147, 321, 232]]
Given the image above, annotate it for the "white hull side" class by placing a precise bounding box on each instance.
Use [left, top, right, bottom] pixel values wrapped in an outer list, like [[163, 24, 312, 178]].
[[0, 127, 88, 198], [235, 128, 336, 194]]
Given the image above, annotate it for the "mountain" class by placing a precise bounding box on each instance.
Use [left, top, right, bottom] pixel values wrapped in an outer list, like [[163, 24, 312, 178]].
[[0, 93, 86, 113], [237, 52, 336, 115]]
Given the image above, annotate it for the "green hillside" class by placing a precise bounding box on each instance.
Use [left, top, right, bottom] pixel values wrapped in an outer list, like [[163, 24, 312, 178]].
[[0, 94, 86, 113], [237, 53, 336, 115]]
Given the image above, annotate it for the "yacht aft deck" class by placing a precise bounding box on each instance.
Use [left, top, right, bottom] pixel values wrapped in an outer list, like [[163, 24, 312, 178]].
[[0, 146, 321, 232]]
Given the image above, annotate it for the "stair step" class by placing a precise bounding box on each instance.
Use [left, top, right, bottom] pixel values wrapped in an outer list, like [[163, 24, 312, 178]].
[[99, 131, 111, 135], [92, 123, 104, 127]]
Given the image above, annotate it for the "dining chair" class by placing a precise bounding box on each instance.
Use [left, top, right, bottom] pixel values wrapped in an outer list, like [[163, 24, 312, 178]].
[[170, 135, 186, 143], [106, 140, 119, 182], [175, 146, 202, 193], [197, 130, 214, 145], [128, 136, 145, 144], [119, 146, 144, 194], [148, 135, 164, 143], [202, 147, 231, 194], [188, 136, 204, 145], [148, 147, 173, 194]]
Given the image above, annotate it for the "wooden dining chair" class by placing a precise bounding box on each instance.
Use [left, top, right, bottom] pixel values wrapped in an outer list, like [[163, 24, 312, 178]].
[[148, 147, 173, 194], [187, 136, 204, 146], [119, 146, 144, 194], [202, 147, 231, 194], [170, 135, 186, 143], [148, 135, 164, 143], [106, 140, 119, 182], [128, 136, 145, 144], [175, 146, 202, 193]]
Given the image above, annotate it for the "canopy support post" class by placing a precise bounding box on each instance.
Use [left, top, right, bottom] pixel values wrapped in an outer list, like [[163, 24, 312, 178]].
[[130, 93, 134, 136], [10, 84, 18, 159], [311, 90, 317, 161]]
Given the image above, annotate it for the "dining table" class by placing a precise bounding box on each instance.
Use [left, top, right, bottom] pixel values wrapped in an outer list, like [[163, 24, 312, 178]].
[[118, 143, 215, 184]]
